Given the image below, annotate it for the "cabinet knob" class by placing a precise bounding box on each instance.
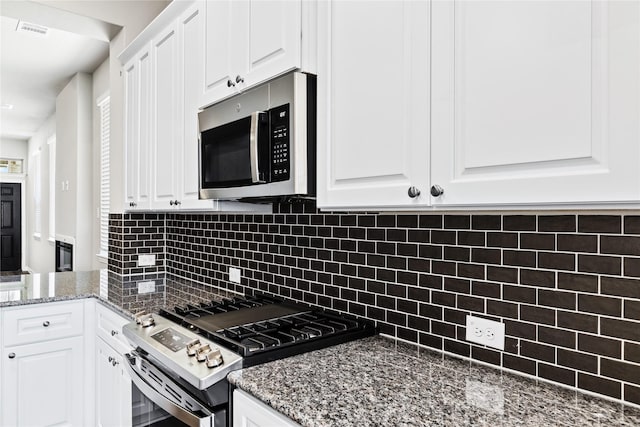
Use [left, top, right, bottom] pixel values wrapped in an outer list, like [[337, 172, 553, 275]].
[[8, 352, 15, 359], [430, 185, 444, 197], [111, 330, 118, 336], [169, 200, 174, 206], [407, 186, 421, 198], [112, 360, 119, 367], [108, 356, 114, 363], [235, 75, 244, 84], [43, 321, 50, 327], [227, 79, 236, 87], [175, 200, 181, 206], [130, 202, 137, 208]]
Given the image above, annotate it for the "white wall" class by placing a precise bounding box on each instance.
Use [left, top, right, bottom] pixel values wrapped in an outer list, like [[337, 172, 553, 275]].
[[56, 73, 94, 272], [92, 58, 110, 269], [26, 116, 56, 273], [0, 138, 28, 165]]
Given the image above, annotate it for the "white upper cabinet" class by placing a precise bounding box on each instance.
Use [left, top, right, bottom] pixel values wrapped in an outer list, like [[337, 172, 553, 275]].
[[202, 0, 302, 108], [120, 0, 272, 213], [430, 0, 640, 207], [124, 45, 152, 210], [178, 2, 219, 210], [317, 0, 430, 210], [152, 22, 180, 209]]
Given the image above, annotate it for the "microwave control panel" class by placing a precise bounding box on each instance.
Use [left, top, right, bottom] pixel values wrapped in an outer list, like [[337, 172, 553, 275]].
[[270, 104, 290, 182]]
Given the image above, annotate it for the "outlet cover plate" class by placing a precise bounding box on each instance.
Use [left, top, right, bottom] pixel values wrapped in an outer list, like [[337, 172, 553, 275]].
[[137, 281, 155, 294], [465, 315, 505, 350], [229, 267, 241, 284], [138, 254, 156, 267]]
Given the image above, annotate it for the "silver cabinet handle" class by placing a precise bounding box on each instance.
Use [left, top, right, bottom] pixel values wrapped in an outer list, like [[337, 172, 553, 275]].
[[227, 79, 235, 87], [408, 187, 421, 198], [235, 75, 244, 84], [43, 321, 50, 327], [8, 353, 16, 359], [430, 185, 444, 197]]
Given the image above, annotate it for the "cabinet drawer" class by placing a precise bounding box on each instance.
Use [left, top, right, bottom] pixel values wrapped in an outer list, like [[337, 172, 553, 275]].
[[3, 301, 84, 346], [96, 302, 132, 350]]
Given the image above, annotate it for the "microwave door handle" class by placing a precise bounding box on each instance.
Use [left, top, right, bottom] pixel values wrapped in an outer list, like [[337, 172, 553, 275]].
[[249, 112, 265, 183]]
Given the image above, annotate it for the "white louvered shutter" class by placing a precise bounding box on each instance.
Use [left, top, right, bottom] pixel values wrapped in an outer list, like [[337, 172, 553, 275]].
[[97, 94, 110, 256]]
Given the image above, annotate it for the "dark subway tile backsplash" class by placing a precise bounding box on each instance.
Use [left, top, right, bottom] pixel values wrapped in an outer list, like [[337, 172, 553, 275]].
[[109, 205, 640, 407]]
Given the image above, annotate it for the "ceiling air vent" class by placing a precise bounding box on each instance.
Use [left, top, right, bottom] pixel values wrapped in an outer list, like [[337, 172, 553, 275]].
[[15, 20, 49, 37]]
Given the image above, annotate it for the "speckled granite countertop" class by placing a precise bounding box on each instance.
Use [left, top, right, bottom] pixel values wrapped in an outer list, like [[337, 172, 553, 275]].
[[0, 270, 131, 318], [228, 336, 640, 427]]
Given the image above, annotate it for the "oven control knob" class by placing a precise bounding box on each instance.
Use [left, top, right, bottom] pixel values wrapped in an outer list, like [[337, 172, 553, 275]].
[[135, 313, 155, 328], [186, 339, 201, 357], [205, 348, 224, 368], [196, 344, 212, 362]]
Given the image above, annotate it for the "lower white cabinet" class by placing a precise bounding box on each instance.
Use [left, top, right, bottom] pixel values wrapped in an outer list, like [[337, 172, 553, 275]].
[[95, 303, 133, 427], [233, 389, 301, 427], [0, 300, 88, 427], [0, 299, 134, 427], [1, 337, 85, 427], [96, 338, 132, 427]]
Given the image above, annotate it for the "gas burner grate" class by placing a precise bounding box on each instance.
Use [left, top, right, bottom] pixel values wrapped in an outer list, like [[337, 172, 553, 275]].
[[170, 295, 282, 319], [216, 311, 362, 355]]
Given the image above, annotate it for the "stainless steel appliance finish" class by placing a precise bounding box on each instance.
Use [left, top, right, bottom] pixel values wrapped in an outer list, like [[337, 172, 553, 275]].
[[123, 294, 375, 427], [124, 349, 225, 427], [123, 314, 243, 390], [198, 71, 316, 201]]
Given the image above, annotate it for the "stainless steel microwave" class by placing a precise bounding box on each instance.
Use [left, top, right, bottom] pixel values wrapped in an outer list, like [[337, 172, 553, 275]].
[[198, 72, 316, 201]]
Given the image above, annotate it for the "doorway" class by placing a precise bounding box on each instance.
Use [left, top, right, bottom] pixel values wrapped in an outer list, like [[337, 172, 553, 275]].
[[1, 183, 22, 272]]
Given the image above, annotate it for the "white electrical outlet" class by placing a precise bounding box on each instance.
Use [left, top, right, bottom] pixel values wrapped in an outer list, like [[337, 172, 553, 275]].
[[138, 254, 156, 267], [465, 315, 505, 350], [137, 281, 155, 294], [229, 267, 241, 284]]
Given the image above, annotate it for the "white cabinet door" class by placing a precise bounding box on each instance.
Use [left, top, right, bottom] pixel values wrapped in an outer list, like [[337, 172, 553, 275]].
[[96, 338, 132, 427], [178, 2, 218, 210], [124, 57, 139, 210], [202, 0, 302, 108], [431, 0, 640, 207], [233, 390, 301, 427], [95, 303, 132, 427], [152, 23, 180, 209], [317, 0, 430, 210], [124, 46, 152, 210], [203, 0, 237, 106], [241, 0, 301, 89], [1, 336, 85, 427]]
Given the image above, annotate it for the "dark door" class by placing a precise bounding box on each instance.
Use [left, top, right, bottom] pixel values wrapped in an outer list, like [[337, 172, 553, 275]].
[[1, 183, 21, 271]]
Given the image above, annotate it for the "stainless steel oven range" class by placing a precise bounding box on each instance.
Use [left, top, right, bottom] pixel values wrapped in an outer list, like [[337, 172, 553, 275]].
[[123, 295, 375, 427]]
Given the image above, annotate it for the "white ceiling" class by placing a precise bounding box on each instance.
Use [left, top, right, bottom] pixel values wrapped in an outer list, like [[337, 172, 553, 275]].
[[0, 0, 120, 141]]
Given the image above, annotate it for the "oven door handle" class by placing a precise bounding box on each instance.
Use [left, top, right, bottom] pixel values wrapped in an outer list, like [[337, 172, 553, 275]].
[[249, 111, 266, 183], [124, 353, 214, 427]]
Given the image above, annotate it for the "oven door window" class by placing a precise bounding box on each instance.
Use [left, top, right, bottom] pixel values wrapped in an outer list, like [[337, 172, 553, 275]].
[[132, 384, 188, 427], [200, 114, 269, 188]]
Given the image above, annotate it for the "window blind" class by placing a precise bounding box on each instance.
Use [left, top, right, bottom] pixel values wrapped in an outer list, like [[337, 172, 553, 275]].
[[97, 94, 110, 256]]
